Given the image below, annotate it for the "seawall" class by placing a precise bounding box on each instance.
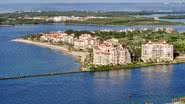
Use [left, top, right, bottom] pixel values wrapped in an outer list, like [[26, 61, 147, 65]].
[[0, 71, 89, 80]]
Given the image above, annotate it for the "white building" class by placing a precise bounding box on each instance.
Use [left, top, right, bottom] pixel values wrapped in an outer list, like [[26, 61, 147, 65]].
[[40, 32, 64, 42], [40, 32, 74, 44], [74, 34, 97, 49], [141, 41, 174, 63], [62, 34, 75, 45], [93, 40, 131, 65]]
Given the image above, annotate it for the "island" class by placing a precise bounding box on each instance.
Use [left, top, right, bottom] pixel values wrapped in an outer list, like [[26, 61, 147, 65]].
[[13, 28, 185, 71], [1, 11, 184, 26]]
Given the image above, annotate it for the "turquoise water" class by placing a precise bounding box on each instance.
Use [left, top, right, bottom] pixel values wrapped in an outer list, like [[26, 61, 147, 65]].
[[1, 24, 185, 104]]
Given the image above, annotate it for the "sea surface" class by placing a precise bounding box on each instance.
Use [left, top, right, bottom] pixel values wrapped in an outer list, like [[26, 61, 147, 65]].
[[1, 63, 185, 104], [1, 24, 185, 104]]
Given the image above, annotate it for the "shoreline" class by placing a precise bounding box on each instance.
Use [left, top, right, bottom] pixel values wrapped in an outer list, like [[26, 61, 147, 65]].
[[1, 22, 184, 27], [11, 38, 89, 70], [11, 38, 185, 72]]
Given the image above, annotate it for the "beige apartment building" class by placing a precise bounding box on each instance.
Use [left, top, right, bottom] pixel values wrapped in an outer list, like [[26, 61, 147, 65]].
[[93, 40, 131, 65], [141, 41, 174, 63]]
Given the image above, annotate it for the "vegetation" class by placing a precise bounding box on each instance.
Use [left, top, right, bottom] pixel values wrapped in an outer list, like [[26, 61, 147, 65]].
[[64, 30, 95, 38], [1, 11, 185, 18], [95, 29, 185, 61], [0, 17, 9, 25], [89, 63, 153, 71], [22, 33, 43, 41], [19, 28, 185, 71], [0, 18, 54, 26], [173, 40, 185, 54], [0, 11, 184, 26], [89, 62, 174, 71], [65, 29, 185, 62], [22, 29, 185, 62], [64, 17, 182, 26], [159, 15, 185, 19]]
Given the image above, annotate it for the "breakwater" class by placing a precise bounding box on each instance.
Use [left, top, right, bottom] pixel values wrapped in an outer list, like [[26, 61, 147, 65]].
[[0, 71, 88, 80]]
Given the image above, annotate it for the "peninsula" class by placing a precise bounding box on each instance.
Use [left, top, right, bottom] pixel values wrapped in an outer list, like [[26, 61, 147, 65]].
[[13, 28, 185, 71]]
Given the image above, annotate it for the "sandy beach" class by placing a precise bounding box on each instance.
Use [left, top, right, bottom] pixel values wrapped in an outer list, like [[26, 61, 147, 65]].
[[11, 38, 89, 64]]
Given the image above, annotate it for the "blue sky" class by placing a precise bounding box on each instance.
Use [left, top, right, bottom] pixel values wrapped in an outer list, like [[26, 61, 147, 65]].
[[0, 0, 185, 3]]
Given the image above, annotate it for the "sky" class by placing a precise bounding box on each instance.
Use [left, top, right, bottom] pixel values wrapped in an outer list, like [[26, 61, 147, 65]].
[[0, 0, 185, 3]]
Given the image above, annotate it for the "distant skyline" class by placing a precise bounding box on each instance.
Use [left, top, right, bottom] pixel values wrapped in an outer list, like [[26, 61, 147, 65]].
[[0, 0, 185, 4]]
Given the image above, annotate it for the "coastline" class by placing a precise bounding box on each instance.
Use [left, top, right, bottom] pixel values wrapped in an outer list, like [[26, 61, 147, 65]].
[[11, 38, 89, 70], [11, 38, 185, 72], [1, 22, 183, 27]]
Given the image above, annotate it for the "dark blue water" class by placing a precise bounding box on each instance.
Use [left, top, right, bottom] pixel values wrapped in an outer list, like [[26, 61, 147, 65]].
[[1, 64, 185, 104], [0, 24, 82, 77], [1, 24, 185, 104], [0, 3, 185, 13]]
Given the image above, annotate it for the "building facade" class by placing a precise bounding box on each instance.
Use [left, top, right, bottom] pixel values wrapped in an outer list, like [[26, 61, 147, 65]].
[[74, 34, 97, 49], [141, 41, 174, 63], [93, 40, 131, 65], [40, 32, 65, 43], [62, 34, 74, 45], [40, 32, 74, 45]]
